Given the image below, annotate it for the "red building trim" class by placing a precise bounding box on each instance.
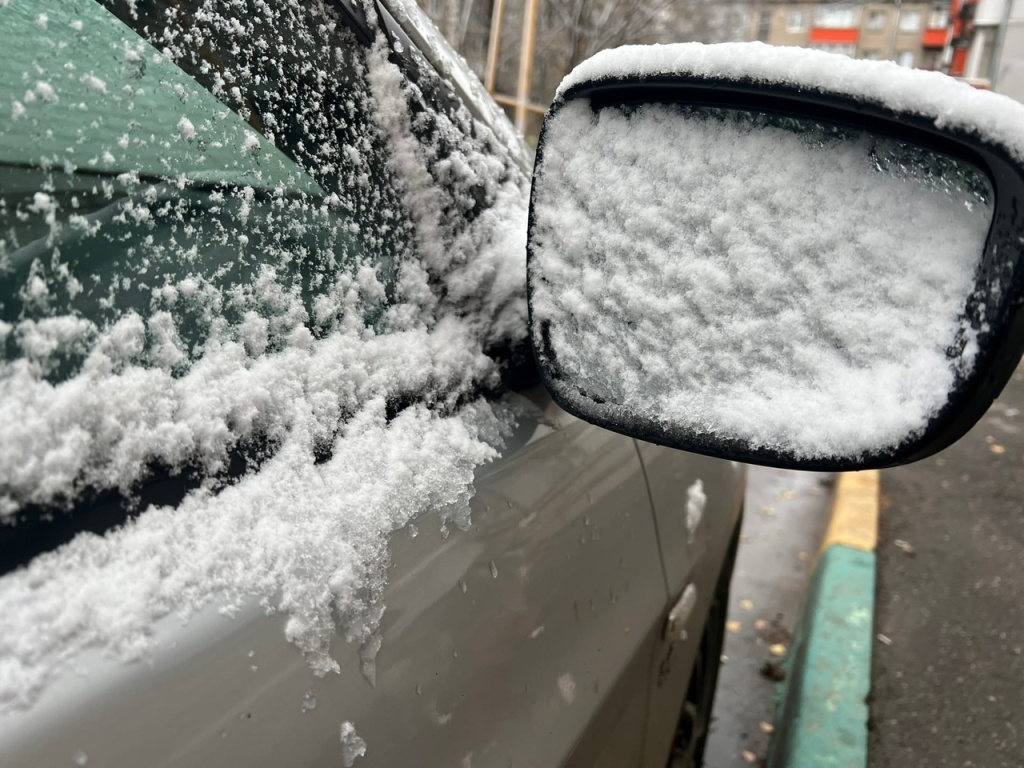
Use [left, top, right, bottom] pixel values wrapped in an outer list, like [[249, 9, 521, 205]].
[[922, 28, 948, 47], [950, 46, 969, 76], [809, 27, 859, 45]]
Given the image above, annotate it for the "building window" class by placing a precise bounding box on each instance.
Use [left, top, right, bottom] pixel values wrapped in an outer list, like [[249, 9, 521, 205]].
[[920, 49, 943, 69], [816, 4, 861, 28], [897, 50, 915, 67], [811, 43, 858, 57], [899, 11, 922, 32], [756, 10, 773, 41], [862, 50, 882, 60], [928, 9, 949, 28], [788, 11, 808, 32], [867, 10, 887, 31]]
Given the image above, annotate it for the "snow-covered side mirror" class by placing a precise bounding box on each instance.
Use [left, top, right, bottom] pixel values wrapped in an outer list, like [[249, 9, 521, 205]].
[[527, 43, 1024, 471]]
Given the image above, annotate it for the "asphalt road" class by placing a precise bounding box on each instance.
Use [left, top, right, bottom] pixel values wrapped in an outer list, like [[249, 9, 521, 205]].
[[870, 367, 1024, 767]]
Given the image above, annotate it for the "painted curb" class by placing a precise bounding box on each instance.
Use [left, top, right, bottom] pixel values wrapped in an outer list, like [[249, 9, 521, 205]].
[[767, 471, 880, 768]]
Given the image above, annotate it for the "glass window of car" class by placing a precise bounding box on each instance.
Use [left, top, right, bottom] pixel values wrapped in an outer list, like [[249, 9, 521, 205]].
[[0, 0, 425, 566], [2, 0, 415, 385]]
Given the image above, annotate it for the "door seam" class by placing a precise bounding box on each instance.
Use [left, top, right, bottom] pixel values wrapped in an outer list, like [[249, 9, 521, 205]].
[[633, 439, 672, 599]]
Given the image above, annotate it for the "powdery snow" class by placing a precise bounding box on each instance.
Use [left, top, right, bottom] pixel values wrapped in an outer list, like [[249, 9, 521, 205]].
[[0, 398, 510, 713], [340, 721, 367, 767], [685, 479, 705, 544], [531, 101, 991, 459], [556, 42, 1024, 163], [177, 116, 196, 141]]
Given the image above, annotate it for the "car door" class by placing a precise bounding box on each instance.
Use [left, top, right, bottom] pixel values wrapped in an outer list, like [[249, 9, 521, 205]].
[[637, 445, 745, 766], [0, 2, 681, 767]]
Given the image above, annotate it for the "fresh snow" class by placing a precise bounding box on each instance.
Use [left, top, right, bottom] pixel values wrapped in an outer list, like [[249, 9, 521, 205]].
[[339, 721, 367, 767], [685, 479, 705, 544], [531, 100, 992, 458], [556, 42, 1024, 163]]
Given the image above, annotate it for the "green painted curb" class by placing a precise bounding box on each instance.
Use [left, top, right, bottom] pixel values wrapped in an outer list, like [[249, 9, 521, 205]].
[[767, 543, 875, 768]]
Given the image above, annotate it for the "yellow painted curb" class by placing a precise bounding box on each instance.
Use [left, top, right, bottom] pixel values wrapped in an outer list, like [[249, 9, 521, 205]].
[[821, 470, 879, 553]]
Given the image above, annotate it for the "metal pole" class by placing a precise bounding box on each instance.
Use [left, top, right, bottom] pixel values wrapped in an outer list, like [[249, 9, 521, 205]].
[[989, 0, 1014, 86], [887, 0, 903, 62], [515, 0, 539, 134], [484, 0, 506, 94]]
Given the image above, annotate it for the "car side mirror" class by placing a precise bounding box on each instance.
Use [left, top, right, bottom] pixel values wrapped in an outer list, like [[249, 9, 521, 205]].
[[527, 43, 1024, 471]]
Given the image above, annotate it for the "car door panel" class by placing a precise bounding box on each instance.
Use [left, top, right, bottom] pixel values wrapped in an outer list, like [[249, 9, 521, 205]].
[[636, 444, 745, 766], [361, 391, 667, 767]]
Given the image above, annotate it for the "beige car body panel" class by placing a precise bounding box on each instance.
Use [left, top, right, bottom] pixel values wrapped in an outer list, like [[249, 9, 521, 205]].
[[638, 445, 745, 766]]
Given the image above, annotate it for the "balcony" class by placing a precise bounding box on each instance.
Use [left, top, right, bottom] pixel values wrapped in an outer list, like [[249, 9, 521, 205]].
[[809, 27, 859, 45], [922, 27, 948, 47]]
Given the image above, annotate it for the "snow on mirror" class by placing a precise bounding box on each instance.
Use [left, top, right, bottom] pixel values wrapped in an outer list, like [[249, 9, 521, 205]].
[[529, 101, 994, 462]]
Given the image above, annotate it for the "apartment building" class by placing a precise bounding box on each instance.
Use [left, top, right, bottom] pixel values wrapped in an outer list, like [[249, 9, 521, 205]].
[[948, 0, 1024, 98], [748, 1, 953, 69]]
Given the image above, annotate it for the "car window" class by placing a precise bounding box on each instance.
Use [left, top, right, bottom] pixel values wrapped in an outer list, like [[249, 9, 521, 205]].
[[0, 0, 423, 566], [1, 0, 414, 385]]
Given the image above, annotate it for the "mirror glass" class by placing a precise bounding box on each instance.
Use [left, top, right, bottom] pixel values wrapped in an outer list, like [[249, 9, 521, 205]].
[[529, 101, 994, 461]]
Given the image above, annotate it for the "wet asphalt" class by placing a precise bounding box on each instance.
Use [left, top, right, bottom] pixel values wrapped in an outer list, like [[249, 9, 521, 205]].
[[870, 366, 1024, 767]]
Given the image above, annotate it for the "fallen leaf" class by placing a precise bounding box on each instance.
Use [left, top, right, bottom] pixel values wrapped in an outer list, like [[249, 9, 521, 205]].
[[740, 599, 754, 611], [760, 505, 776, 516], [990, 444, 1006, 454], [759, 721, 775, 734], [726, 621, 742, 633], [798, 551, 810, 562], [893, 539, 914, 554], [742, 750, 757, 763], [755, 619, 769, 631], [779, 490, 796, 499], [877, 633, 893, 646], [769, 643, 787, 657]]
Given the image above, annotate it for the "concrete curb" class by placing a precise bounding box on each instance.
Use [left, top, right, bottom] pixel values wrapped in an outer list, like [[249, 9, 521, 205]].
[[766, 471, 880, 768]]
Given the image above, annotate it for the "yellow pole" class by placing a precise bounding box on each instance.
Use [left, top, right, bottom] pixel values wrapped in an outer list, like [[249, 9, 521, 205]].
[[515, 0, 539, 134], [484, 0, 506, 94]]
